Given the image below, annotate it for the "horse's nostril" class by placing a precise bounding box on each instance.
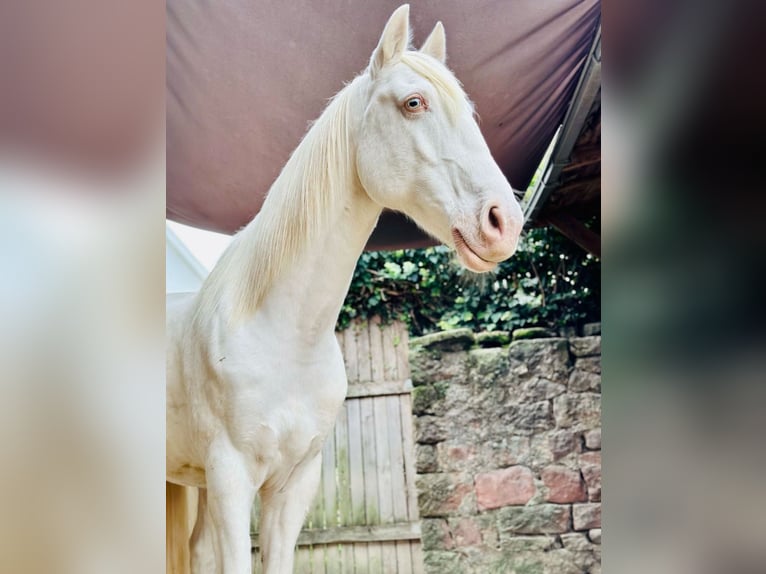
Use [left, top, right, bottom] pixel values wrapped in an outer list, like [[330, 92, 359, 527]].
[[488, 206, 504, 234], [488, 208, 500, 230]]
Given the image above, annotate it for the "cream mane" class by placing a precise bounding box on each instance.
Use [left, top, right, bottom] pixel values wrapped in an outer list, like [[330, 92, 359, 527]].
[[195, 77, 363, 323], [194, 50, 469, 324]]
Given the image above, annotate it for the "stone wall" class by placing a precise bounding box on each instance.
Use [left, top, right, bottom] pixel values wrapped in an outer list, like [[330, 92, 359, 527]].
[[409, 328, 601, 574]]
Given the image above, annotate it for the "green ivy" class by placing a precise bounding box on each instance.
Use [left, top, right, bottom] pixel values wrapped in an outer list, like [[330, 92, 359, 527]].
[[338, 225, 600, 336]]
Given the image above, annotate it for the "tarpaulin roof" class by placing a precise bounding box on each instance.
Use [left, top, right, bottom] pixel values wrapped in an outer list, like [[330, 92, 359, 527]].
[[167, 1, 601, 249]]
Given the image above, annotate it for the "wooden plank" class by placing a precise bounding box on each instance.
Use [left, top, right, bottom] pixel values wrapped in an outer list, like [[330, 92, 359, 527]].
[[393, 322, 410, 380], [410, 541, 425, 574], [295, 547, 311, 574], [250, 522, 422, 554], [356, 322, 372, 382], [380, 319, 398, 381], [387, 396, 409, 523], [399, 393, 419, 520], [334, 403, 351, 528], [373, 397, 394, 525], [369, 317, 385, 382], [340, 544, 354, 574], [311, 544, 325, 574], [346, 379, 412, 399], [251, 522, 421, 548], [353, 543, 368, 574], [342, 325, 359, 383], [395, 540, 412, 574], [307, 459, 325, 529], [346, 399, 366, 526], [335, 330, 344, 369], [360, 397, 379, 525], [324, 544, 341, 574], [321, 423, 337, 529], [367, 542, 383, 574], [380, 541, 399, 574]]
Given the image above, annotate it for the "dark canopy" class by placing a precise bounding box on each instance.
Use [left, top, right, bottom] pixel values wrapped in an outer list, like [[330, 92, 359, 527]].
[[166, 0, 600, 249]]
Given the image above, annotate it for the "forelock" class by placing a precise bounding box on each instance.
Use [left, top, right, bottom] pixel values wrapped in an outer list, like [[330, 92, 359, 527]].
[[399, 51, 469, 122]]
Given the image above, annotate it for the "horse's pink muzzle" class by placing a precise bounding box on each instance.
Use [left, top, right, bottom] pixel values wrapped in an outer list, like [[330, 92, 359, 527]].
[[453, 198, 523, 272]]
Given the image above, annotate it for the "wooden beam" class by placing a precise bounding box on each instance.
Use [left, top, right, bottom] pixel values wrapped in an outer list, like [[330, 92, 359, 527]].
[[346, 379, 413, 398], [251, 521, 421, 549], [565, 144, 601, 166], [552, 176, 601, 196], [543, 212, 601, 257], [562, 156, 601, 173]]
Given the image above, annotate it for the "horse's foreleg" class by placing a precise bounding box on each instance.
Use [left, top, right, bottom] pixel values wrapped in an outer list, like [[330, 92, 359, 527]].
[[205, 441, 257, 574], [258, 453, 322, 574], [190, 488, 218, 574]]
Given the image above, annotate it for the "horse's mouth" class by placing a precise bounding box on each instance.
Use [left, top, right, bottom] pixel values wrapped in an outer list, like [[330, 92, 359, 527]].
[[451, 229, 497, 273]]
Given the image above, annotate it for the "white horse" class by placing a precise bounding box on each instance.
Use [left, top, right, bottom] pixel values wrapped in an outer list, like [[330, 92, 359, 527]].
[[166, 5, 524, 573]]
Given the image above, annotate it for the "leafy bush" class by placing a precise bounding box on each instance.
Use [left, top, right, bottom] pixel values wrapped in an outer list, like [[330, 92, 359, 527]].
[[338, 225, 600, 336]]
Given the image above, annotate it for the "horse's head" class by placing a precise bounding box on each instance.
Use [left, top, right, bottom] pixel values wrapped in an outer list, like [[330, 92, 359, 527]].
[[356, 4, 524, 272]]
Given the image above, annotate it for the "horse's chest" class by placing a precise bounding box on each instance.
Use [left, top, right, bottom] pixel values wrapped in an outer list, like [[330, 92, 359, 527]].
[[222, 349, 348, 475]]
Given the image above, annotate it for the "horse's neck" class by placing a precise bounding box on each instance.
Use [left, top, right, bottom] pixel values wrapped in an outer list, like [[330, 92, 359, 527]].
[[255, 186, 381, 343], [214, 76, 381, 343]]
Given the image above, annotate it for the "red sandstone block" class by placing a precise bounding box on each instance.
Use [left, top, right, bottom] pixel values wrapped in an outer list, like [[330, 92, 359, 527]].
[[452, 517, 483, 546], [542, 465, 587, 503], [475, 466, 536, 510]]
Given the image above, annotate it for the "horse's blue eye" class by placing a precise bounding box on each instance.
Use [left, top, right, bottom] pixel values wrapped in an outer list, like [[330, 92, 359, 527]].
[[403, 95, 426, 113]]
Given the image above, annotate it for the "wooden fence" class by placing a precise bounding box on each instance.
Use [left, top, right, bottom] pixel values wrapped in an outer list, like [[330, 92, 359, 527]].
[[251, 318, 423, 573]]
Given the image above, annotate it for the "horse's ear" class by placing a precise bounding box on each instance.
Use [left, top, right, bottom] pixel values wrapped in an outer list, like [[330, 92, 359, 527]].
[[370, 4, 411, 79], [420, 21, 446, 64]]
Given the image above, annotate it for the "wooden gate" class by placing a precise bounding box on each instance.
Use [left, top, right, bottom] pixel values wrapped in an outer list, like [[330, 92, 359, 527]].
[[251, 318, 424, 573]]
